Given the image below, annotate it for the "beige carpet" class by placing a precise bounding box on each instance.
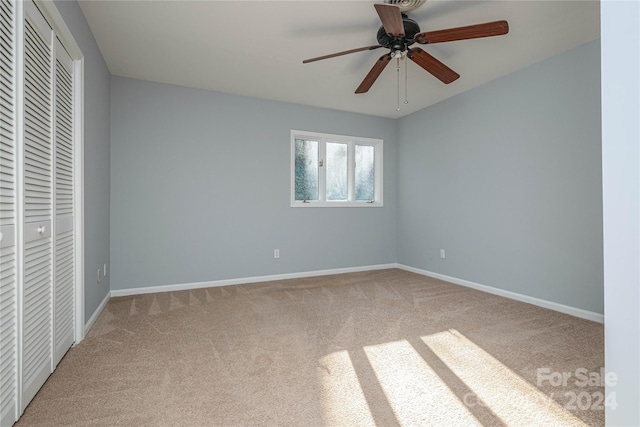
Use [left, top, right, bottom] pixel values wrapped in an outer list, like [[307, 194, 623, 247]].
[[17, 269, 604, 426]]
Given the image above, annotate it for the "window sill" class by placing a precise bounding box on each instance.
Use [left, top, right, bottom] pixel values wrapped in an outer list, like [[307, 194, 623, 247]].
[[290, 201, 384, 208]]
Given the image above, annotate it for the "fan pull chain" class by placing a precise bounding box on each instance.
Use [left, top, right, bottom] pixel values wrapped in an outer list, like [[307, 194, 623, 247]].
[[396, 56, 401, 112], [404, 55, 409, 105]]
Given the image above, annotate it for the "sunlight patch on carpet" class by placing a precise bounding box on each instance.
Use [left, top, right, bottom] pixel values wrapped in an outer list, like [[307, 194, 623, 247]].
[[422, 329, 587, 426], [318, 350, 376, 426], [364, 340, 479, 426]]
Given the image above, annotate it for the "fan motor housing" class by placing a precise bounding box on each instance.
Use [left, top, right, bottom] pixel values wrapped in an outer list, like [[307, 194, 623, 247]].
[[376, 15, 421, 49]]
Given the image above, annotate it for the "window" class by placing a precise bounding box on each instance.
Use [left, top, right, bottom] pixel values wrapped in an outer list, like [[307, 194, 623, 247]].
[[291, 130, 383, 207]]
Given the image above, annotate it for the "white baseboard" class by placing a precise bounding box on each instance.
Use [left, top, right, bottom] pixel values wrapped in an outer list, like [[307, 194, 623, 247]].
[[397, 264, 604, 323], [107, 263, 603, 324], [84, 290, 111, 335], [110, 263, 398, 297]]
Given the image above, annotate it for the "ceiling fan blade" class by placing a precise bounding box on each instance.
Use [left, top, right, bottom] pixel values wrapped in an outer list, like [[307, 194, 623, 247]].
[[303, 45, 383, 64], [355, 53, 392, 94], [415, 20, 509, 44], [374, 3, 405, 37], [407, 48, 460, 84]]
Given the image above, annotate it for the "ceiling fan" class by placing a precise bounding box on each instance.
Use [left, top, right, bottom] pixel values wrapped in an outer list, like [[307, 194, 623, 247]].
[[302, 3, 509, 94]]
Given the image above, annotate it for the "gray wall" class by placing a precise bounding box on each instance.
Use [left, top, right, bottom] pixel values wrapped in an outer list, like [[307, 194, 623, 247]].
[[110, 42, 603, 316], [397, 40, 603, 313], [109, 77, 397, 291], [54, 0, 111, 323]]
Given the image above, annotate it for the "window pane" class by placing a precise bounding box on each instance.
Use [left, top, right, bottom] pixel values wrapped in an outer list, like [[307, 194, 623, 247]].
[[326, 142, 348, 201], [294, 139, 318, 201], [355, 145, 375, 201]]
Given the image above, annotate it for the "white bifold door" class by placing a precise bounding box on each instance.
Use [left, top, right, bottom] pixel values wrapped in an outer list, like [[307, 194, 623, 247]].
[[0, 0, 78, 424], [21, 1, 55, 404], [0, 0, 18, 423], [22, 0, 75, 408], [52, 36, 75, 367]]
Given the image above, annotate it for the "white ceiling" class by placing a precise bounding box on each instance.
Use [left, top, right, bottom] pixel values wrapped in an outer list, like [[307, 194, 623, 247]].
[[78, 0, 600, 119]]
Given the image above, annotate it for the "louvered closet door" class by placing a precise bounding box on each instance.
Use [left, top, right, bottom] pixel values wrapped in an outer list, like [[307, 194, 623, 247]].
[[0, 0, 18, 424], [21, 1, 54, 408], [53, 38, 74, 366]]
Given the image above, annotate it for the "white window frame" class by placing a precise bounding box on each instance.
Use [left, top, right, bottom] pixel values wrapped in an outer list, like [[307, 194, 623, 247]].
[[290, 130, 383, 207]]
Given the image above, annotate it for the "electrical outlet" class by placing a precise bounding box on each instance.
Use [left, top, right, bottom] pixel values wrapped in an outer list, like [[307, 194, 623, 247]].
[[97, 268, 102, 283], [274, 249, 280, 259], [103, 263, 108, 277], [440, 249, 446, 259]]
